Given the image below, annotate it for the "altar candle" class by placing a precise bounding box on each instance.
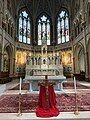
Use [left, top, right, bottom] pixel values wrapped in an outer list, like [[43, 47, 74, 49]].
[[19, 77, 22, 94], [74, 76, 76, 93]]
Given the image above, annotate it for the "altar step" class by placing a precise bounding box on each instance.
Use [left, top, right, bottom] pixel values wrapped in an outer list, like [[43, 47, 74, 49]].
[[0, 79, 19, 95], [0, 112, 90, 120], [0, 84, 6, 94]]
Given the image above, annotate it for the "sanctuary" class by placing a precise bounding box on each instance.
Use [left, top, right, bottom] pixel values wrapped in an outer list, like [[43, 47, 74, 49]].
[[24, 34, 66, 91]]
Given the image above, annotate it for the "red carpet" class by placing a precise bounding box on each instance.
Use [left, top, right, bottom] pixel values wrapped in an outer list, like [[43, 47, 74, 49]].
[[0, 93, 90, 113], [63, 82, 90, 89], [10, 82, 90, 90]]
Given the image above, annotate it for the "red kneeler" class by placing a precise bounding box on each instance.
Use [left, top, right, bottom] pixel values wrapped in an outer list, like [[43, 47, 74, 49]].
[[36, 84, 59, 117]]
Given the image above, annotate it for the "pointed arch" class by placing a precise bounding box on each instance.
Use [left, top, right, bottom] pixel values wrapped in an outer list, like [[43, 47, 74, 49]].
[[78, 48, 85, 72], [74, 42, 85, 73], [18, 9, 31, 44], [57, 8, 69, 44], [37, 13, 51, 45], [87, 38, 90, 78], [3, 44, 14, 73]]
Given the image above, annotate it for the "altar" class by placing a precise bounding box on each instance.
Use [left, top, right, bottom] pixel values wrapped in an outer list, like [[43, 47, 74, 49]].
[[24, 75, 66, 91], [24, 37, 66, 92]]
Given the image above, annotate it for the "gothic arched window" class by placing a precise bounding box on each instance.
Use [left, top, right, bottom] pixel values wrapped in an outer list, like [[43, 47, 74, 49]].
[[38, 15, 50, 45], [57, 10, 69, 44], [18, 10, 31, 44]]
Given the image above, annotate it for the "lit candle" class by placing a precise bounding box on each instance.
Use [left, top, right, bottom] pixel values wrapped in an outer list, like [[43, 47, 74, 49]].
[[74, 76, 76, 93], [19, 77, 22, 94]]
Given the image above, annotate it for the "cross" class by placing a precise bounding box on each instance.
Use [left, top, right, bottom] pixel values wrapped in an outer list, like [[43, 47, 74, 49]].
[[38, 75, 55, 109]]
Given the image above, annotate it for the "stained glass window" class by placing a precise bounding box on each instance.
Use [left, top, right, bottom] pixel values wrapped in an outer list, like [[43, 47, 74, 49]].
[[38, 15, 50, 45], [18, 11, 31, 44], [57, 10, 69, 44]]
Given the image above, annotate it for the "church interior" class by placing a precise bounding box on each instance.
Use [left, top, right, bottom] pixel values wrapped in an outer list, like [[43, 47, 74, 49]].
[[0, 0, 90, 119]]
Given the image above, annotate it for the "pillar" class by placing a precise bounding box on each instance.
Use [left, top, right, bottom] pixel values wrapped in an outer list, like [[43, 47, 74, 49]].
[[82, 22, 89, 80]]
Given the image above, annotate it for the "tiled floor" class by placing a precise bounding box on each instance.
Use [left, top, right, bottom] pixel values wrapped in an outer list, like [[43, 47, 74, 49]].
[[0, 79, 90, 120]]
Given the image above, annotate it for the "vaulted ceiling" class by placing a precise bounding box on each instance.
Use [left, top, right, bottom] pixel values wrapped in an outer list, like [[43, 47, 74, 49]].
[[15, 0, 73, 17]]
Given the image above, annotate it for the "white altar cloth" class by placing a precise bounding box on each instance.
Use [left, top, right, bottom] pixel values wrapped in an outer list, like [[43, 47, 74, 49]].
[[24, 75, 66, 91]]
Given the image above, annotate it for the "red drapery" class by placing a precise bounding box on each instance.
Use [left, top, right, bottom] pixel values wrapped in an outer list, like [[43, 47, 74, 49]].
[[36, 85, 59, 117]]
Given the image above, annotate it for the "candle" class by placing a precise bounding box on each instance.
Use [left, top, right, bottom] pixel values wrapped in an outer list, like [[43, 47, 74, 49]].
[[19, 77, 22, 94], [74, 76, 76, 93]]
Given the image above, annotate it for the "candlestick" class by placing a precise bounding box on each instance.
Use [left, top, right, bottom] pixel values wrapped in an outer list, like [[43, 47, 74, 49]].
[[73, 76, 79, 115], [74, 76, 76, 93], [19, 77, 22, 94], [17, 93, 22, 116]]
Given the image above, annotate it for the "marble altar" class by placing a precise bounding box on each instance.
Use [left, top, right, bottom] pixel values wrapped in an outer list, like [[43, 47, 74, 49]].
[[24, 39, 66, 92], [24, 75, 66, 91]]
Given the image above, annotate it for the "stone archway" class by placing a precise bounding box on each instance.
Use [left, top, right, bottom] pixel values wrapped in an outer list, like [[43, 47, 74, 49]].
[[78, 49, 85, 72], [3, 49, 9, 72], [3, 44, 14, 75], [74, 43, 85, 73], [0, 1, 2, 25], [87, 39, 90, 80]]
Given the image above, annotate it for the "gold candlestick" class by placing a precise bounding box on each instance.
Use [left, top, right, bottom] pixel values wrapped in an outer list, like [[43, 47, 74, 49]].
[[17, 93, 22, 116], [74, 93, 79, 115], [73, 76, 79, 115]]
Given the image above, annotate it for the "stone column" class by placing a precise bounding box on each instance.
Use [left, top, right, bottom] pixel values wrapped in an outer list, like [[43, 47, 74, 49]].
[[29, 57, 31, 66], [33, 49, 35, 65], [0, 10, 3, 27], [13, 46, 17, 74], [72, 42, 75, 73], [0, 52, 1, 72], [1, 30, 5, 71], [9, 21, 11, 36], [1, 53, 4, 71], [13, 57, 16, 74], [82, 22, 89, 80], [57, 56, 59, 65]]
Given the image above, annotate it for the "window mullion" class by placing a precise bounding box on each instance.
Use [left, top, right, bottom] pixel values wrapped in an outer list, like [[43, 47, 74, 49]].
[[22, 14, 24, 43], [41, 22, 43, 44], [64, 17, 66, 42], [60, 18, 62, 43], [38, 15, 50, 45], [26, 18, 28, 43], [57, 10, 69, 44], [45, 21, 47, 44]]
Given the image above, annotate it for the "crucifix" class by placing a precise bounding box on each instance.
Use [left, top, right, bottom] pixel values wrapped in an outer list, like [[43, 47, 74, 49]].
[[38, 75, 55, 110]]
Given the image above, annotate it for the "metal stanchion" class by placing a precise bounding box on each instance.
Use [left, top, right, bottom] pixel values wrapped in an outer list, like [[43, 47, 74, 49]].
[[17, 93, 22, 116]]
